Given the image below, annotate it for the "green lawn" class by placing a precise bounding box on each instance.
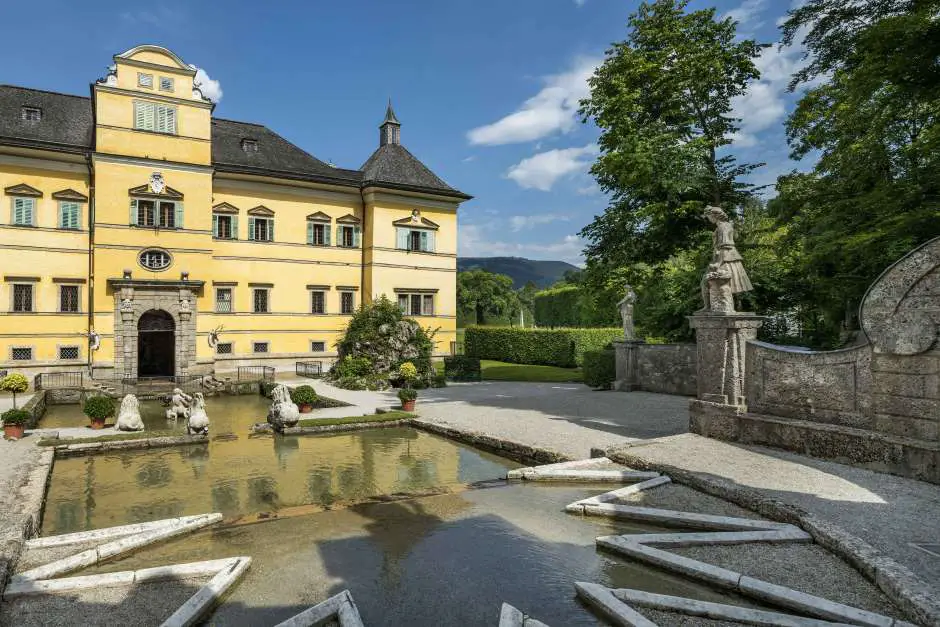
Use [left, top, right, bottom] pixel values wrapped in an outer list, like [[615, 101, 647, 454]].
[[38, 429, 182, 447], [480, 360, 583, 383], [295, 411, 415, 428]]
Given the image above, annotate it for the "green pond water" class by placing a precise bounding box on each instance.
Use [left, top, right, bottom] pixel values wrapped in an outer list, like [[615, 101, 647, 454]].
[[40, 398, 736, 625]]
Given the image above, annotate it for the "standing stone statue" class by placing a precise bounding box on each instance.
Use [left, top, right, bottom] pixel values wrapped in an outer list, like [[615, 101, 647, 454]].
[[267, 384, 300, 432], [616, 284, 637, 340], [700, 206, 753, 313], [115, 394, 145, 431], [187, 392, 210, 435]]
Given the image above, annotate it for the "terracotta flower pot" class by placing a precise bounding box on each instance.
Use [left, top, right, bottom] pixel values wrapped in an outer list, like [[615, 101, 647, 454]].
[[3, 424, 25, 440], [89, 417, 106, 430], [299, 404, 313, 414], [401, 400, 416, 412]]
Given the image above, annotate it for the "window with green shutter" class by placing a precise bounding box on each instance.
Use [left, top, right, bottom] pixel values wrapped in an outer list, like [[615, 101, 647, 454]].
[[133, 100, 177, 134], [213, 214, 236, 239], [59, 201, 80, 230], [12, 197, 35, 226], [249, 217, 273, 241], [307, 221, 330, 246]]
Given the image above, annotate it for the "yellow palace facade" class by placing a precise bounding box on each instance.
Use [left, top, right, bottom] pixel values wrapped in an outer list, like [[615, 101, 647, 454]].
[[0, 45, 469, 380]]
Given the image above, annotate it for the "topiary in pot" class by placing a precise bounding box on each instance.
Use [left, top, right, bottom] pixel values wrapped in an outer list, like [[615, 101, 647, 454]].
[[83, 395, 115, 430], [0, 373, 29, 409], [290, 385, 318, 413], [397, 387, 418, 412], [2, 408, 30, 440]]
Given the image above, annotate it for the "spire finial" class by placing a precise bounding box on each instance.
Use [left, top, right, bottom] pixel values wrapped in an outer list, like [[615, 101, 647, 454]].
[[379, 99, 401, 146]]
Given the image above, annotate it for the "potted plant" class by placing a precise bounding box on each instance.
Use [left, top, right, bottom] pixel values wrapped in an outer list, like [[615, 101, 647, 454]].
[[0, 372, 29, 409], [398, 387, 418, 412], [2, 408, 30, 440], [291, 385, 318, 413], [83, 395, 115, 430]]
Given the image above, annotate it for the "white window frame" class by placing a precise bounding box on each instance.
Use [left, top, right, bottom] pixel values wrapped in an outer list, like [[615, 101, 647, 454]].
[[248, 217, 274, 242], [212, 213, 237, 239], [396, 227, 436, 252], [159, 76, 174, 92], [138, 72, 153, 88], [397, 292, 435, 316], [253, 288, 270, 314], [11, 283, 34, 313], [337, 225, 360, 248], [21, 106, 41, 121], [215, 287, 233, 313], [130, 198, 182, 229], [133, 100, 177, 134], [11, 197, 36, 226], [306, 220, 330, 246], [59, 284, 81, 313], [58, 201, 81, 230]]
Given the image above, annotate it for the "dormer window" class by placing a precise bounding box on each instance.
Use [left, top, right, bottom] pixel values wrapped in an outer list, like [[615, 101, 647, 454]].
[[241, 139, 258, 153], [21, 107, 41, 122], [138, 72, 153, 88], [159, 77, 174, 92]]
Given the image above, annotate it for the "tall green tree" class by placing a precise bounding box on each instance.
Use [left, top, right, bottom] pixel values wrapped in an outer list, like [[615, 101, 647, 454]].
[[579, 0, 765, 269], [457, 270, 520, 326], [773, 0, 940, 344]]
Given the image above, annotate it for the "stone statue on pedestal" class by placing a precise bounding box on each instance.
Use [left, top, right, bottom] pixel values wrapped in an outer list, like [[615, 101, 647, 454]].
[[165, 388, 192, 421], [700, 206, 753, 313], [616, 284, 637, 340], [187, 392, 210, 435], [267, 384, 300, 432], [116, 394, 145, 431]]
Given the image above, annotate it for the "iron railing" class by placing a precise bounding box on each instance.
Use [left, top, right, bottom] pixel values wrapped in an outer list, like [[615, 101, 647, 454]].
[[237, 366, 275, 382], [35, 371, 84, 390], [295, 361, 323, 378]]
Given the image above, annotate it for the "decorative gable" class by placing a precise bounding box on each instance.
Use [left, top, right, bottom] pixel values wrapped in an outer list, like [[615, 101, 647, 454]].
[[336, 214, 361, 224], [392, 215, 440, 230], [212, 202, 240, 214], [247, 205, 275, 217], [52, 189, 89, 202], [306, 211, 332, 222], [128, 183, 184, 200], [4, 183, 43, 198]]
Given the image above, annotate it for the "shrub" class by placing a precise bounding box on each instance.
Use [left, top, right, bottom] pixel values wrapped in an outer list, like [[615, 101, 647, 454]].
[[2, 408, 30, 425], [398, 361, 418, 383], [398, 388, 418, 402], [332, 356, 373, 379], [260, 380, 277, 398], [464, 327, 622, 367], [290, 385, 318, 405], [443, 356, 482, 381], [582, 350, 616, 390], [0, 373, 29, 409], [83, 395, 115, 420], [432, 373, 448, 388]]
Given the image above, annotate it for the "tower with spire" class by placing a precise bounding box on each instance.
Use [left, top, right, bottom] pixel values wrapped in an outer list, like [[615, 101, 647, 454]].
[[379, 99, 401, 147]]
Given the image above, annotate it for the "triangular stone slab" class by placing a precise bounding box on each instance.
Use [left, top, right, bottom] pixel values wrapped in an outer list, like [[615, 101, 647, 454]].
[[274, 590, 365, 626]]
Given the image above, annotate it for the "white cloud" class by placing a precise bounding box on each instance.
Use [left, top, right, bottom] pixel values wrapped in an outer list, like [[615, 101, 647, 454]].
[[730, 25, 812, 148], [462, 155, 476, 163], [509, 214, 570, 231], [574, 0, 588, 6], [460, 224, 584, 264], [467, 57, 600, 146], [505, 144, 598, 191], [724, 0, 768, 31], [192, 66, 223, 102]]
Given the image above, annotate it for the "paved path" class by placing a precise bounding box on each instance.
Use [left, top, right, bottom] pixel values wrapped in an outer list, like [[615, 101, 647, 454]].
[[298, 379, 690, 460], [606, 433, 940, 602]]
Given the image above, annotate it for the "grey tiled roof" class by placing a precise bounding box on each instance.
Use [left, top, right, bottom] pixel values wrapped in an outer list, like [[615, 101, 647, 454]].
[[211, 118, 362, 185], [361, 144, 470, 199], [0, 85, 93, 151], [0, 85, 468, 199]]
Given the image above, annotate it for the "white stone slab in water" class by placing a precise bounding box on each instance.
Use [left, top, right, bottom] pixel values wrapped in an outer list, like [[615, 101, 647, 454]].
[[567, 476, 672, 512], [575, 582, 658, 627], [25, 515, 215, 549], [498, 602, 551, 626], [273, 590, 365, 627], [161, 556, 251, 627]]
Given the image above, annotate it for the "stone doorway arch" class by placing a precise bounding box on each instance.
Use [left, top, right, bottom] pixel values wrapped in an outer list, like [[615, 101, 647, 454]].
[[137, 309, 175, 377]]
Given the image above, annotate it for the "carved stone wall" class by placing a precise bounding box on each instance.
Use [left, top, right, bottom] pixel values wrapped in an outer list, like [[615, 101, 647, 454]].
[[112, 284, 198, 379], [691, 236, 940, 483], [614, 342, 697, 396]]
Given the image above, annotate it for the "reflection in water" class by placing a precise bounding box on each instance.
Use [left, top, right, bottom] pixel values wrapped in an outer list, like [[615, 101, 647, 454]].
[[43, 394, 519, 534]]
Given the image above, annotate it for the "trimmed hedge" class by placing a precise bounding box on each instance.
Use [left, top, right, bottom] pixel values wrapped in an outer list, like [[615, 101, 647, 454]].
[[443, 356, 482, 381], [583, 350, 616, 389], [464, 326, 622, 368]]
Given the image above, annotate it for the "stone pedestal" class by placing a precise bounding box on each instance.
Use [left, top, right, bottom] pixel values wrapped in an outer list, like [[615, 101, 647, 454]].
[[688, 313, 764, 408], [613, 340, 645, 392]]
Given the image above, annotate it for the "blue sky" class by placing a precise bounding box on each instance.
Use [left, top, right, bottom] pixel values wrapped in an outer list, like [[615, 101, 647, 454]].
[[1, 0, 808, 264]]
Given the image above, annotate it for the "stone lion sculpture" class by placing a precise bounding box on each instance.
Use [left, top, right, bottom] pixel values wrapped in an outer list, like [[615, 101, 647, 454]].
[[187, 392, 210, 435], [266, 384, 300, 432], [115, 394, 145, 432], [165, 388, 192, 421]]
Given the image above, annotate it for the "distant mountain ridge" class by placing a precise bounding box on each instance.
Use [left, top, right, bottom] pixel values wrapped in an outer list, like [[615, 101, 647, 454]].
[[457, 256, 579, 289]]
